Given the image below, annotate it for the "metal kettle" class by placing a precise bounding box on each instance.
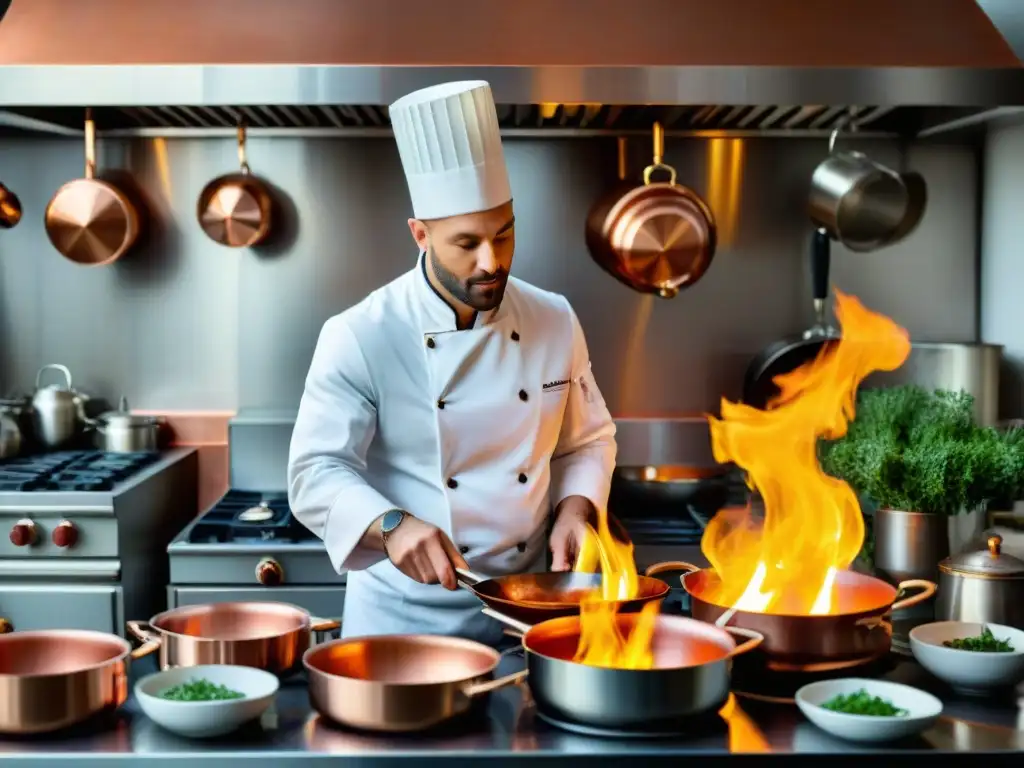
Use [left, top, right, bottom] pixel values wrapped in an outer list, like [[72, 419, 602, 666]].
[[30, 364, 91, 449]]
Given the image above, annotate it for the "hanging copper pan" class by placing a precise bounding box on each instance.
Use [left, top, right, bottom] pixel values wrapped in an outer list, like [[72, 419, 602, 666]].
[[585, 122, 717, 298], [0, 181, 22, 229], [197, 123, 273, 248], [44, 109, 140, 265]]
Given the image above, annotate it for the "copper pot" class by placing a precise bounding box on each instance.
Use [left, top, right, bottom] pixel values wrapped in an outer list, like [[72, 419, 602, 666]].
[[127, 601, 340, 677], [197, 123, 273, 248], [304, 634, 526, 732], [0, 629, 158, 734], [44, 109, 140, 266], [646, 562, 935, 672], [585, 123, 716, 299], [0, 181, 22, 229]]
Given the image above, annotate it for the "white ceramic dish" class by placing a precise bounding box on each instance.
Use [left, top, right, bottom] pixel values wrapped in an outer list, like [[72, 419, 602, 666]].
[[135, 664, 279, 738], [795, 678, 942, 743], [910, 621, 1024, 695]]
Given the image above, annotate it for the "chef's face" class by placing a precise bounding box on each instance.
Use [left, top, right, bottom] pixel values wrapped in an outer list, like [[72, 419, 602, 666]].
[[409, 201, 515, 312]]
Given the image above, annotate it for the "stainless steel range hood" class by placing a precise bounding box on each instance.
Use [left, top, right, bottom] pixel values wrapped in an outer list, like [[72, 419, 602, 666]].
[[0, 0, 1021, 137]]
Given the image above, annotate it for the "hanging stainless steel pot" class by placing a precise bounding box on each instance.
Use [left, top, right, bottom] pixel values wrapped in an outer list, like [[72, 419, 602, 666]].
[[936, 534, 1024, 629], [30, 364, 91, 449], [93, 396, 161, 453]]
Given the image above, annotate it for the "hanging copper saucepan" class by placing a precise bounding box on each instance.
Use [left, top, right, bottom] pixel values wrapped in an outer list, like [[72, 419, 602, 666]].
[[44, 109, 140, 265], [585, 123, 717, 298], [0, 181, 22, 229], [197, 122, 273, 248]]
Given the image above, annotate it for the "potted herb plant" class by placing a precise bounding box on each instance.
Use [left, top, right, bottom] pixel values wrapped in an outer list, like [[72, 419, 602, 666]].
[[819, 385, 1024, 583]]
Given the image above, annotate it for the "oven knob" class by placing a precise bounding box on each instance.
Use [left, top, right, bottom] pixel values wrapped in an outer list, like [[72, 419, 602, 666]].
[[0, 618, 11, 634], [9, 519, 36, 547], [52, 520, 79, 548], [256, 557, 284, 586]]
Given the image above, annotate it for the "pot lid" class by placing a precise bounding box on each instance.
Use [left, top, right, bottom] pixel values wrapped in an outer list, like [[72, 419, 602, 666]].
[[100, 396, 158, 427], [944, 534, 1024, 577]]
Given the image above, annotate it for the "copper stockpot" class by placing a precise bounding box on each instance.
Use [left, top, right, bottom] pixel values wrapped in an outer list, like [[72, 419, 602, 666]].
[[304, 634, 527, 732], [0, 181, 22, 229], [0, 629, 159, 734], [645, 562, 936, 672], [127, 601, 340, 677], [585, 123, 716, 299], [44, 109, 140, 266], [197, 123, 273, 248]]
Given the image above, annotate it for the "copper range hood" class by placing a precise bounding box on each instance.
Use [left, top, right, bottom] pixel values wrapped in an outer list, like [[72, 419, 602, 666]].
[[0, 0, 1021, 110]]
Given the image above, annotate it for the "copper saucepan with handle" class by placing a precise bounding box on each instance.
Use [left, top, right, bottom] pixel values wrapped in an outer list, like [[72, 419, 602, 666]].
[[197, 122, 273, 248], [127, 601, 340, 678], [304, 634, 527, 732], [455, 567, 670, 625], [645, 561, 936, 672], [585, 122, 717, 299], [44, 109, 141, 266], [0, 628, 159, 734]]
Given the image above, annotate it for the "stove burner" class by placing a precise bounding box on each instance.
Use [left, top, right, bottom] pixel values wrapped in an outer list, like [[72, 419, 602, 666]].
[[730, 653, 898, 702], [533, 707, 729, 740], [187, 490, 315, 544], [0, 450, 160, 492]]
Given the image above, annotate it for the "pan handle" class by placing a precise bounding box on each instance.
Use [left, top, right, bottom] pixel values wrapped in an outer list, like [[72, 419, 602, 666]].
[[723, 627, 764, 659], [455, 568, 487, 588], [462, 669, 529, 699], [481, 606, 534, 636], [890, 579, 937, 612], [643, 561, 702, 577], [807, 229, 832, 333], [126, 620, 163, 661]]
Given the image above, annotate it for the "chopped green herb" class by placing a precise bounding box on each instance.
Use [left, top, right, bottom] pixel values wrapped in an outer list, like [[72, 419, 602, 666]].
[[820, 689, 907, 717], [158, 678, 245, 702], [942, 626, 1015, 653]]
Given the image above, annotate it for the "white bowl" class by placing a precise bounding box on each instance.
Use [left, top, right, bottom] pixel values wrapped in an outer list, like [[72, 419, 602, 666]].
[[910, 621, 1024, 695], [795, 678, 941, 743], [135, 664, 279, 738]]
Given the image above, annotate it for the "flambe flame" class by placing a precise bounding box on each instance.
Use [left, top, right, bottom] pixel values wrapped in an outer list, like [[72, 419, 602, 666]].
[[702, 290, 910, 615], [572, 510, 661, 669]]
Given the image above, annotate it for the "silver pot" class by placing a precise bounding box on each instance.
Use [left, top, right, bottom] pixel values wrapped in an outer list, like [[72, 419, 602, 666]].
[[936, 534, 1024, 629], [94, 397, 161, 453], [874, 508, 949, 584], [0, 396, 30, 459], [30, 364, 90, 449]]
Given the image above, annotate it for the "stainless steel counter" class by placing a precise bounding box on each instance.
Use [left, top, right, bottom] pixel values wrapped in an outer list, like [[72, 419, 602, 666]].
[[0, 651, 1022, 766]]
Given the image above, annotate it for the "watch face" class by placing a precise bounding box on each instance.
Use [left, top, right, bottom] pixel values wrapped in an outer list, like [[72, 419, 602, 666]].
[[381, 509, 405, 534]]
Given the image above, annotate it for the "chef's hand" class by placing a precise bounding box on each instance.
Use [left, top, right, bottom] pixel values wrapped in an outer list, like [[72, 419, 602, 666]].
[[385, 515, 469, 591], [549, 496, 595, 572]]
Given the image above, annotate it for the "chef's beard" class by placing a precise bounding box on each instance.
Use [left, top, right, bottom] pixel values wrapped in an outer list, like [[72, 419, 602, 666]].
[[429, 246, 508, 311]]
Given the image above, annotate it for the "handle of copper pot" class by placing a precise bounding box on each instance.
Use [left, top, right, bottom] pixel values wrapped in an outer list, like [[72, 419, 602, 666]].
[[126, 620, 163, 660], [481, 607, 534, 637], [0, 617, 12, 634], [723, 627, 764, 659], [616, 137, 628, 182], [643, 561, 702, 577], [462, 669, 529, 698], [84, 109, 96, 180], [890, 579, 937, 612], [237, 122, 251, 175], [643, 122, 677, 186]]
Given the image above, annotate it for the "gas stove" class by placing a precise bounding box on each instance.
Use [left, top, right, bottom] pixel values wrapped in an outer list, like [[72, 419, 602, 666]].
[[0, 447, 198, 638], [185, 490, 317, 545]]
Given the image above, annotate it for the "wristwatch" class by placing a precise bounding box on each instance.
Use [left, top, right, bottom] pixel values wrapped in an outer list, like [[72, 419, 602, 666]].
[[380, 509, 407, 553]]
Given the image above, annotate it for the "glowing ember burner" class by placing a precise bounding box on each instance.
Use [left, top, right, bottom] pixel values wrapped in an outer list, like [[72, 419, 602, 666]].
[[702, 290, 910, 616]]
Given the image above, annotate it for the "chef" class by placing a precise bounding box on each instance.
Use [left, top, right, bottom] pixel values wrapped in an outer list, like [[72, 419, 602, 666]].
[[287, 80, 617, 645]]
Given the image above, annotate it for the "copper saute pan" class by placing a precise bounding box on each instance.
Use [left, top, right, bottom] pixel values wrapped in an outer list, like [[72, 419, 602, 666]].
[[0, 628, 159, 734], [646, 561, 936, 672], [456, 567, 669, 624], [127, 601, 340, 677], [483, 606, 763, 732], [304, 634, 527, 732], [197, 122, 273, 248]]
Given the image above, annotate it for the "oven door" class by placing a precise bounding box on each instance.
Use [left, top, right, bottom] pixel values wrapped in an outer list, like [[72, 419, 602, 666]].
[[0, 584, 123, 635]]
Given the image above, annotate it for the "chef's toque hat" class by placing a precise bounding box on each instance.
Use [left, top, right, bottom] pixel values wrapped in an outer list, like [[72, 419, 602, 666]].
[[389, 80, 512, 221]]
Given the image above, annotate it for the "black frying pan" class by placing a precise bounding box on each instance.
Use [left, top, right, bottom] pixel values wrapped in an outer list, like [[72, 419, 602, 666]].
[[743, 229, 840, 409]]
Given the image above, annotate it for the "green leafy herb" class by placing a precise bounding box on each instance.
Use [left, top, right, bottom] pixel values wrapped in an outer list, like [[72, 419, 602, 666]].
[[942, 626, 1015, 653], [158, 678, 245, 702], [818, 385, 1024, 517], [820, 689, 908, 717]]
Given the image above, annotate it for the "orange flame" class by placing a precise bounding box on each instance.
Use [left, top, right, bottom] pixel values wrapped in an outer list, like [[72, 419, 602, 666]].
[[702, 290, 911, 615], [572, 509, 661, 669]]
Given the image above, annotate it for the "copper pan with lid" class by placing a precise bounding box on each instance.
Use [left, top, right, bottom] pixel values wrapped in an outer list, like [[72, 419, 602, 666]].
[[585, 122, 717, 299], [197, 122, 273, 248], [44, 109, 140, 266]]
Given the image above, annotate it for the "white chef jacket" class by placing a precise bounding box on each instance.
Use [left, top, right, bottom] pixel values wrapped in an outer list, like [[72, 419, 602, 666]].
[[288, 254, 616, 645]]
